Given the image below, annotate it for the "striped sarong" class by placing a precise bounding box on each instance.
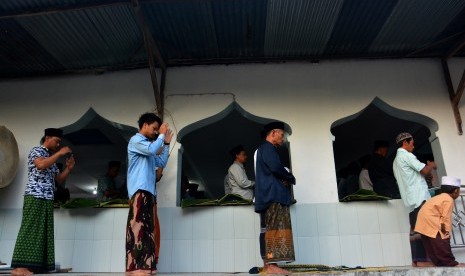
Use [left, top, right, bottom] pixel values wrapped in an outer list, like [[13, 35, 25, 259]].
[[261, 202, 295, 263], [126, 190, 158, 273], [11, 196, 55, 272]]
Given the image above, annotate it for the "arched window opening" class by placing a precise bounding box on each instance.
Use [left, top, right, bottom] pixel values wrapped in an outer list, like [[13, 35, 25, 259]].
[[59, 108, 137, 200], [177, 102, 292, 207], [331, 97, 442, 201]]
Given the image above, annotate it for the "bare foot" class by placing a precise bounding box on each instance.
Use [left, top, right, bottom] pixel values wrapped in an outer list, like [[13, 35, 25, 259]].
[[456, 263, 465, 267], [11, 268, 33, 276], [125, 269, 152, 276], [265, 264, 291, 275], [262, 263, 269, 273], [416, 261, 435, 267]]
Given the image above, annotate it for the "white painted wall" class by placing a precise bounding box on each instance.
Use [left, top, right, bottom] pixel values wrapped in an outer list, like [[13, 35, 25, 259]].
[[1, 58, 465, 271]]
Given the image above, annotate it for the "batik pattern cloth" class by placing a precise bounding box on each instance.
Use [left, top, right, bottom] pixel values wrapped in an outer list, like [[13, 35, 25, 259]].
[[126, 190, 157, 272], [264, 202, 295, 263], [24, 146, 59, 200]]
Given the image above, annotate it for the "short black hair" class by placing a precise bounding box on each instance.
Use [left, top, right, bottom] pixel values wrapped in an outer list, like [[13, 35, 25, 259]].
[[138, 113, 162, 129], [441, 185, 460, 194], [373, 140, 389, 151], [359, 154, 371, 167], [108, 161, 121, 169], [229, 145, 245, 160]]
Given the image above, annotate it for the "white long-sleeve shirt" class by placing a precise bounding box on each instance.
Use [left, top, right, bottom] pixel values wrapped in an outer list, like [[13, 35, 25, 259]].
[[226, 161, 255, 200]]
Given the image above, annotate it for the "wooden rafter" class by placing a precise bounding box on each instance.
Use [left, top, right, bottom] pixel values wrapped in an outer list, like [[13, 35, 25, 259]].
[[441, 59, 465, 135], [131, 0, 166, 118], [446, 32, 465, 59]]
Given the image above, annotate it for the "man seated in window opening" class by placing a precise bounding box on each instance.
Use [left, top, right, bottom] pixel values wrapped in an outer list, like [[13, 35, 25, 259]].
[[97, 160, 124, 201], [181, 174, 200, 199], [224, 174, 232, 195], [368, 140, 400, 199], [337, 163, 360, 199], [225, 145, 255, 200], [358, 154, 373, 191]]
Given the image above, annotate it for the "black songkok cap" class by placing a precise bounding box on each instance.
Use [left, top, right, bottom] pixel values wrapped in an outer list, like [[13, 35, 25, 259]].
[[229, 145, 245, 157], [263, 121, 285, 133], [44, 128, 63, 138]]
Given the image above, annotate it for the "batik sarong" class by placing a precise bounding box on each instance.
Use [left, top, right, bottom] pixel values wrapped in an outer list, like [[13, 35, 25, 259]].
[[126, 190, 158, 272], [262, 202, 295, 263], [11, 196, 55, 272]]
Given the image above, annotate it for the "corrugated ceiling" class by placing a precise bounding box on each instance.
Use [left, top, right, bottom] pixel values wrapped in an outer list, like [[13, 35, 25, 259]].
[[0, 0, 464, 78]]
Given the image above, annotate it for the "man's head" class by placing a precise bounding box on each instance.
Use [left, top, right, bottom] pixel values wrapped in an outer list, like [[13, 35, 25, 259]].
[[43, 128, 63, 151], [138, 113, 162, 140], [396, 132, 414, 152], [107, 161, 121, 178], [264, 121, 286, 146], [373, 140, 389, 157], [229, 145, 247, 164], [441, 176, 461, 199]]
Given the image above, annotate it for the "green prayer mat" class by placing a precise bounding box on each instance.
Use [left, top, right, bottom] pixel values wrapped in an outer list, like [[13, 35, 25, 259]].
[[57, 198, 130, 208], [181, 193, 253, 208], [250, 264, 389, 274], [58, 198, 100, 208], [340, 189, 391, 202]]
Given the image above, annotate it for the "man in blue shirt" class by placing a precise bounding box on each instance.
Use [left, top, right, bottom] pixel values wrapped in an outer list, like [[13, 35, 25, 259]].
[[255, 121, 296, 275], [125, 113, 173, 275]]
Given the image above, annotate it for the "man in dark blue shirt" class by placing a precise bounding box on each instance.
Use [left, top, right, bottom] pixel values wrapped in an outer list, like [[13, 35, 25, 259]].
[[255, 121, 296, 274]]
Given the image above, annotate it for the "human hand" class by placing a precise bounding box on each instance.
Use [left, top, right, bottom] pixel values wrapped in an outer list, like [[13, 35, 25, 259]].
[[158, 122, 168, 135], [65, 154, 75, 171], [441, 223, 448, 234], [427, 160, 437, 170], [58, 146, 73, 157], [164, 128, 173, 144], [281, 180, 291, 187]]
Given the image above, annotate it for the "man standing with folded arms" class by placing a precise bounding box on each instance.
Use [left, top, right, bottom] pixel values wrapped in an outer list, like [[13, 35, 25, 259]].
[[254, 122, 296, 275]]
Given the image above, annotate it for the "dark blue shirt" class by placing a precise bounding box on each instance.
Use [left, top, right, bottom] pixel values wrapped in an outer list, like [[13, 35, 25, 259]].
[[254, 141, 295, 212]]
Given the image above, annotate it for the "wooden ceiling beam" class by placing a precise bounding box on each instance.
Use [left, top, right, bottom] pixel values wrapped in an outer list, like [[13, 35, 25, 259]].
[[404, 32, 465, 58], [441, 58, 463, 135], [445, 32, 465, 59], [132, 0, 166, 118], [452, 69, 465, 105]]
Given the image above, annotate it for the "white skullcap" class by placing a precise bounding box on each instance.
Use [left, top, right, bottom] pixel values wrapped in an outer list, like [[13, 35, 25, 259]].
[[441, 176, 461, 187]]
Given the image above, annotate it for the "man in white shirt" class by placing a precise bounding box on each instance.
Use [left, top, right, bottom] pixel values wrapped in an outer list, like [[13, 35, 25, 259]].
[[225, 145, 255, 200], [393, 132, 437, 267]]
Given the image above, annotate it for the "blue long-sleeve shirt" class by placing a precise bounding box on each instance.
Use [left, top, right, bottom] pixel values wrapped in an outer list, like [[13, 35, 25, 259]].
[[254, 141, 295, 212], [127, 133, 169, 199]]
